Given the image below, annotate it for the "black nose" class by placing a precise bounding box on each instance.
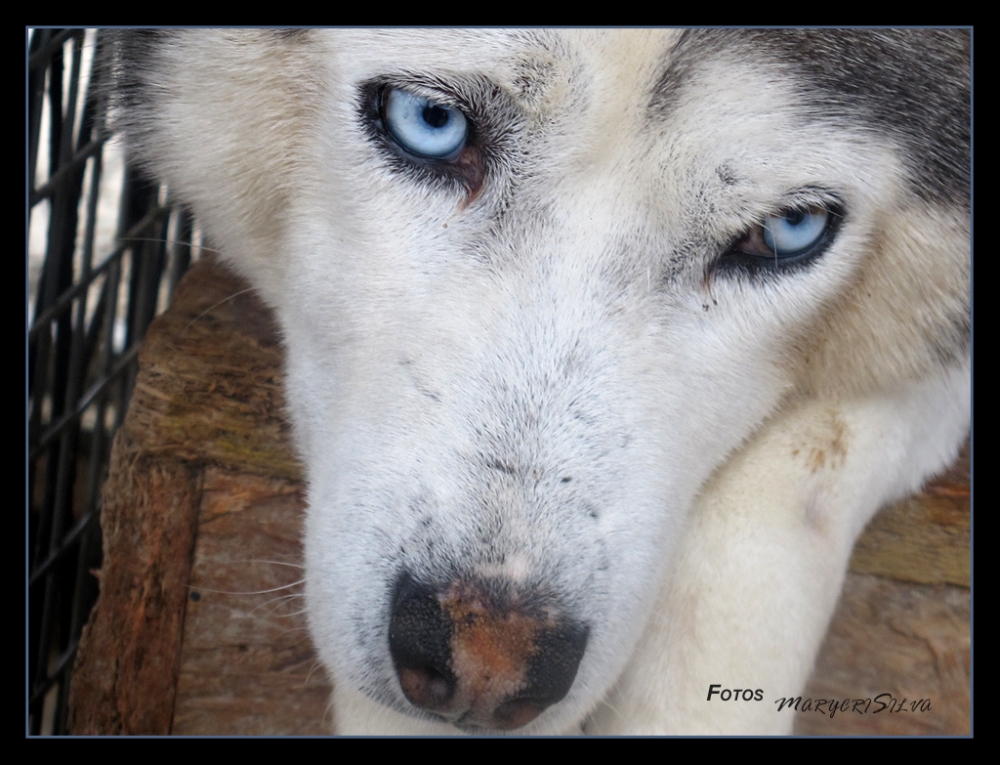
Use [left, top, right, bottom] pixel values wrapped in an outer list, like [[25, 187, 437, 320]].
[[389, 574, 588, 731]]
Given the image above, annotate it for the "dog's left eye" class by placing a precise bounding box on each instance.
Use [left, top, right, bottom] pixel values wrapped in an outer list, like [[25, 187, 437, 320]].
[[383, 88, 468, 160], [738, 206, 832, 261]]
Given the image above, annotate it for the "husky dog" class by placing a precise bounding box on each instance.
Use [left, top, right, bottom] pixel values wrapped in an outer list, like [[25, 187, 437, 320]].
[[110, 30, 970, 735]]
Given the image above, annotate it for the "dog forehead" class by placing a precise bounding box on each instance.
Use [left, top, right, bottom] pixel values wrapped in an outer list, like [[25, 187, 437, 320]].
[[315, 29, 682, 108]]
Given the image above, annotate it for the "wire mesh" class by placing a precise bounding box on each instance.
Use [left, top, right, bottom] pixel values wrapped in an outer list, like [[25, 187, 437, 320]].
[[27, 28, 197, 735]]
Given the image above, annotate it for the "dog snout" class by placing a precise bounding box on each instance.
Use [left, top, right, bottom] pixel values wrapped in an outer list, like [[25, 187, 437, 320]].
[[389, 574, 589, 731]]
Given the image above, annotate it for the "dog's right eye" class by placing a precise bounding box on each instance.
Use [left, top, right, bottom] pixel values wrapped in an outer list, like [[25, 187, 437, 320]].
[[383, 88, 468, 160]]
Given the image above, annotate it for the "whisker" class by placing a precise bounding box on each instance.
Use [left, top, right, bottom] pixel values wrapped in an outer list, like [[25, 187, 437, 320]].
[[251, 593, 307, 623], [118, 235, 220, 255], [180, 287, 258, 336], [188, 578, 306, 597], [241, 559, 305, 570]]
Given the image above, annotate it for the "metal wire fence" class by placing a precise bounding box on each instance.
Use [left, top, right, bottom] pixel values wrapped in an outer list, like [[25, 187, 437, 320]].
[[27, 28, 197, 735]]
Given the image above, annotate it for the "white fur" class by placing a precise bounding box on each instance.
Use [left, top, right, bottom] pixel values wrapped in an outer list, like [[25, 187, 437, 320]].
[[117, 29, 970, 734]]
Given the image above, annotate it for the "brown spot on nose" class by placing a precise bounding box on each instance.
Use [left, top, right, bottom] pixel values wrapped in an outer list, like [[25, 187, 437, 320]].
[[441, 581, 541, 727]]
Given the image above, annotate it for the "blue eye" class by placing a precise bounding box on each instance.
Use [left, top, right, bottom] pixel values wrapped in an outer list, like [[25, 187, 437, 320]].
[[725, 201, 841, 274], [384, 88, 468, 160], [761, 208, 829, 257]]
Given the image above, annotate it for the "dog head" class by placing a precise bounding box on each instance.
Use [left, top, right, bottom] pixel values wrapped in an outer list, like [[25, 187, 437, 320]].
[[113, 29, 969, 733]]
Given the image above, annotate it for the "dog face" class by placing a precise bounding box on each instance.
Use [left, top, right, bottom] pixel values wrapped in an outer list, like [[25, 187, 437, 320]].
[[114, 29, 969, 733]]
